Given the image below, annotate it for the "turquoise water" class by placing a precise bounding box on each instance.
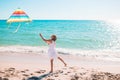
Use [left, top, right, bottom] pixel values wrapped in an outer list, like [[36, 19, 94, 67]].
[[0, 20, 120, 50]]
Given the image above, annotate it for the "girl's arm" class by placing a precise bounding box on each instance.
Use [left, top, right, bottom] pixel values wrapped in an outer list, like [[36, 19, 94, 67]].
[[39, 33, 51, 44]]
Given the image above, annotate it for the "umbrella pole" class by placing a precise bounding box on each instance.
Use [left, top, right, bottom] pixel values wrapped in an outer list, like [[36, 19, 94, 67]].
[[14, 23, 21, 33]]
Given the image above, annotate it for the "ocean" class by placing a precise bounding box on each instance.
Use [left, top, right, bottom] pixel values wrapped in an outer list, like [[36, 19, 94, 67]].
[[0, 20, 120, 61]]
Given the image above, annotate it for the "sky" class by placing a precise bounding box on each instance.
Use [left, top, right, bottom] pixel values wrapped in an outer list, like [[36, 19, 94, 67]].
[[0, 0, 120, 20]]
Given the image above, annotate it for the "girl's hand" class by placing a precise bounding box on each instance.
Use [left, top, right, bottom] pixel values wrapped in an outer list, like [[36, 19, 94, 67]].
[[39, 33, 42, 37]]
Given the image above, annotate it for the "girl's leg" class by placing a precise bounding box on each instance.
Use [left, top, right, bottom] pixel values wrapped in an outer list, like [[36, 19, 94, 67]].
[[50, 59, 54, 73], [58, 57, 67, 66]]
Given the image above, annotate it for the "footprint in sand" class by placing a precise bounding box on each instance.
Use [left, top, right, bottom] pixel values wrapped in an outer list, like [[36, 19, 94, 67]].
[[21, 71, 26, 73], [2, 77, 9, 80], [25, 69, 29, 71], [56, 70, 63, 74], [70, 73, 80, 80], [30, 73, 34, 75], [4, 74, 10, 77], [0, 77, 2, 80], [67, 71, 71, 74], [35, 71, 41, 74], [8, 67, 15, 72], [0, 71, 5, 74], [64, 73, 68, 75], [22, 74, 29, 77], [22, 78, 26, 80], [54, 74, 59, 77], [69, 67, 74, 69], [40, 70, 46, 73]]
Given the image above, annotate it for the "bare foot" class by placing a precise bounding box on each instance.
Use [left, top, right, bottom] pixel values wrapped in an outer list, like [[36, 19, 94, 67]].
[[64, 63, 67, 67], [49, 71, 53, 73]]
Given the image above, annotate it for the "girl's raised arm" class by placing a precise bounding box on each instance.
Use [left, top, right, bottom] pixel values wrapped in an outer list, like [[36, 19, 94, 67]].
[[39, 33, 51, 44]]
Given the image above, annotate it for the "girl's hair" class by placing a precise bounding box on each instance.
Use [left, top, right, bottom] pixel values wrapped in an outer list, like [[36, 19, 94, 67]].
[[51, 35, 57, 41]]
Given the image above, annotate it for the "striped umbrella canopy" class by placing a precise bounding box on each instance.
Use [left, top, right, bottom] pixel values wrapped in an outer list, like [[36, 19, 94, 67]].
[[7, 8, 32, 32], [7, 8, 32, 23]]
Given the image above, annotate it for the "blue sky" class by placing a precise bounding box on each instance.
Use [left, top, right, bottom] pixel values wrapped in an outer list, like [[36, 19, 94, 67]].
[[0, 0, 120, 20]]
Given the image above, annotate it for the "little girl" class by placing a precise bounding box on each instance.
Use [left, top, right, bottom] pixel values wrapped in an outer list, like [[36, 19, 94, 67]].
[[39, 33, 67, 73]]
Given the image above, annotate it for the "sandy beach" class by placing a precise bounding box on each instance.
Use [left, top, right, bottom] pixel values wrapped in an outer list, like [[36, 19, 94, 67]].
[[1, 0, 120, 79], [0, 46, 120, 80]]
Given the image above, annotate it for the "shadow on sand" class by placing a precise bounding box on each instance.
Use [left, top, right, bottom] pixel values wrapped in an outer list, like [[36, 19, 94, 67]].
[[27, 72, 51, 80]]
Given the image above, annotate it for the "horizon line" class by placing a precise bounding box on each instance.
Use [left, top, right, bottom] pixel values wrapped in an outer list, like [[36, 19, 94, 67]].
[[0, 19, 120, 21]]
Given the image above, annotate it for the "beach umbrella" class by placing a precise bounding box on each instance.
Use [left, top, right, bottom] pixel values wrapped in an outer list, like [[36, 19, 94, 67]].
[[7, 8, 32, 32]]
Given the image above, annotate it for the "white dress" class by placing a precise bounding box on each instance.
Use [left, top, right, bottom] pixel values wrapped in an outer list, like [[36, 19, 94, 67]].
[[48, 41, 57, 59]]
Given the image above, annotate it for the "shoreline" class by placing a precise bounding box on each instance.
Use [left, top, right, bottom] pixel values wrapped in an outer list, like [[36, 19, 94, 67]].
[[0, 45, 120, 80], [0, 45, 120, 61]]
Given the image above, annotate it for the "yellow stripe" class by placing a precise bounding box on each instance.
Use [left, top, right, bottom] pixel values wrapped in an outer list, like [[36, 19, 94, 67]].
[[7, 19, 32, 23]]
